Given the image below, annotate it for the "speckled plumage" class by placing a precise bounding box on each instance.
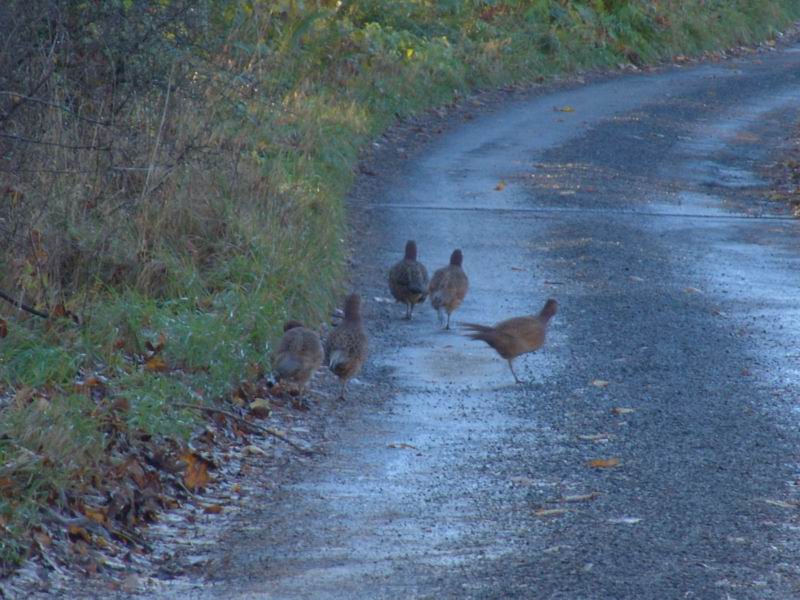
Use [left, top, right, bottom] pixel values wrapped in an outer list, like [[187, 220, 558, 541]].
[[273, 321, 324, 394], [389, 240, 429, 320], [429, 249, 468, 329], [325, 294, 368, 400], [464, 299, 557, 383]]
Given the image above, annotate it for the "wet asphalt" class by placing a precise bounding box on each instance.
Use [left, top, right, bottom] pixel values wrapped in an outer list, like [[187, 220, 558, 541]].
[[194, 47, 800, 599]]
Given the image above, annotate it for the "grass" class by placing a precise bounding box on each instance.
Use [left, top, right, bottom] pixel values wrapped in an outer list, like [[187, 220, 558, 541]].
[[2, 0, 800, 571]]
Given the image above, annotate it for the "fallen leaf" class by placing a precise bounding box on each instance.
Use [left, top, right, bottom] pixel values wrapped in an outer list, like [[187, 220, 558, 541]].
[[0, 318, 7, 338], [203, 504, 223, 514], [510, 266, 526, 272], [608, 517, 641, 524], [243, 445, 269, 457], [249, 398, 271, 419], [628, 276, 645, 282], [591, 379, 610, 388], [762, 498, 798, 510], [495, 180, 507, 191], [740, 368, 752, 377], [576, 433, 613, 442], [111, 397, 130, 413], [181, 452, 212, 491], [387, 442, 418, 450], [586, 457, 620, 469], [535, 508, 570, 517], [562, 492, 601, 503], [684, 286, 703, 294], [611, 407, 635, 415], [32, 529, 52, 547], [509, 476, 535, 486], [82, 506, 107, 526], [554, 105, 575, 113], [144, 355, 168, 372], [67, 525, 92, 543]]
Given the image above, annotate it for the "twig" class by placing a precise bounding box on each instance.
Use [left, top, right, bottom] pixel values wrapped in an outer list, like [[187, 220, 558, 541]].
[[0, 289, 49, 319], [174, 402, 313, 455]]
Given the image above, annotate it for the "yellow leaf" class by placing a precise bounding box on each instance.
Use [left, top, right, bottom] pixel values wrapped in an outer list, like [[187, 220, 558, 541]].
[[587, 457, 620, 469], [495, 180, 507, 191], [181, 452, 212, 491], [83, 506, 107, 526], [554, 105, 575, 113], [144, 355, 168, 372], [405, 47, 414, 59]]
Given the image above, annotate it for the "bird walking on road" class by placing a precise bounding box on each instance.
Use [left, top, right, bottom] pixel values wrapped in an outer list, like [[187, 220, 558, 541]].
[[463, 299, 557, 384], [273, 320, 324, 396], [325, 293, 368, 400], [389, 240, 429, 320], [429, 249, 469, 330]]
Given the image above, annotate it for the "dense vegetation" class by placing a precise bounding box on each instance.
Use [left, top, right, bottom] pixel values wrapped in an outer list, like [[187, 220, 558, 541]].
[[2, 0, 799, 569]]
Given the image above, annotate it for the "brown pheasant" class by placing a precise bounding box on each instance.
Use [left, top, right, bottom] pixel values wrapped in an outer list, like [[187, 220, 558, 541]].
[[388, 240, 429, 320], [325, 293, 368, 400], [463, 299, 557, 383], [273, 320, 324, 395], [428, 249, 469, 329]]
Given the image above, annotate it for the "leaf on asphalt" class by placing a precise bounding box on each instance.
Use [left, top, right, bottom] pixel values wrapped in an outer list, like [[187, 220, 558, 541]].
[[495, 180, 507, 191], [561, 492, 601, 503], [740, 368, 752, 377], [0, 318, 7, 338], [586, 457, 620, 469], [387, 442, 417, 450], [761, 498, 798, 510], [181, 452, 212, 491], [510, 266, 526, 272], [510, 476, 535, 486], [535, 508, 570, 517], [684, 286, 703, 294], [611, 407, 634, 415], [577, 433, 613, 442], [608, 517, 641, 524], [591, 379, 610, 388], [203, 504, 223, 514], [628, 276, 645, 282], [144, 355, 168, 372], [554, 105, 575, 113]]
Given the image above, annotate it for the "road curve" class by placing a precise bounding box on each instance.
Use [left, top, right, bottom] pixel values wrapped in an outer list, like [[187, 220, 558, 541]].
[[198, 47, 800, 599]]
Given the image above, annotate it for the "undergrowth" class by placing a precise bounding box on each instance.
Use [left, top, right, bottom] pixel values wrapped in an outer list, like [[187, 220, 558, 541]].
[[2, 0, 799, 571]]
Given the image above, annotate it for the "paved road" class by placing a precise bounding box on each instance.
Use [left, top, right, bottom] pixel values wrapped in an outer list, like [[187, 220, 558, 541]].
[[198, 47, 800, 599]]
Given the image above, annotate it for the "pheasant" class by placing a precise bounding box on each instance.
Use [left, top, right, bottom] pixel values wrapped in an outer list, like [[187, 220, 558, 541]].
[[428, 249, 469, 330], [325, 293, 368, 400], [463, 299, 557, 384], [388, 240, 429, 320], [273, 320, 324, 395]]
